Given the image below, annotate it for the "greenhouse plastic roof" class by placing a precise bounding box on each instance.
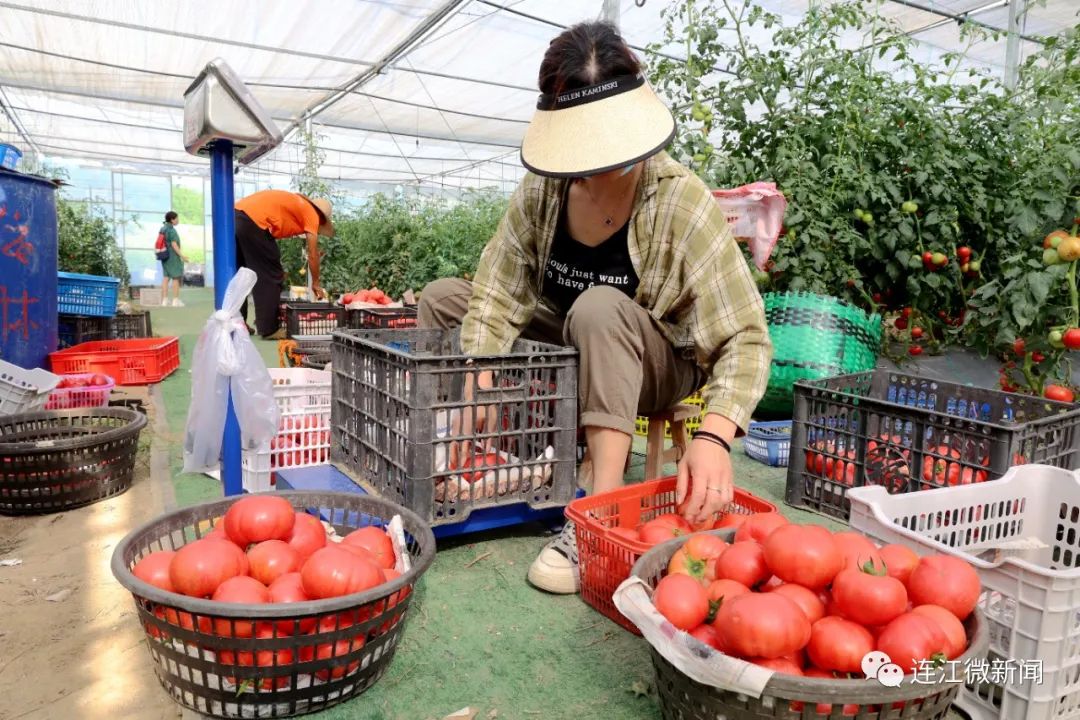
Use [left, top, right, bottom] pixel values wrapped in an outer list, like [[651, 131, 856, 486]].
[[0, 0, 1075, 194]]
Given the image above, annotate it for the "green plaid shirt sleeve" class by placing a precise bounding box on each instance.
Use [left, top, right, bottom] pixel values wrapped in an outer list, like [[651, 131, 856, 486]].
[[675, 180, 773, 432], [460, 178, 541, 355]]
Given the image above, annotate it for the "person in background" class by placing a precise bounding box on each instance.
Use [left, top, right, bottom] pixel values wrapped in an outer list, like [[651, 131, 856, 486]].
[[233, 189, 334, 339], [418, 22, 772, 594], [159, 211, 187, 307]]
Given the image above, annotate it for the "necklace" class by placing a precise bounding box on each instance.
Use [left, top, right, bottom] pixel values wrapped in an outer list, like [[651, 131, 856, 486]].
[[578, 178, 620, 226]]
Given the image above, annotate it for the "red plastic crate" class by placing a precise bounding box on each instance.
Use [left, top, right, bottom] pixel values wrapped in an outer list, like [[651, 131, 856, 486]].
[[49, 337, 180, 385], [565, 476, 777, 633]]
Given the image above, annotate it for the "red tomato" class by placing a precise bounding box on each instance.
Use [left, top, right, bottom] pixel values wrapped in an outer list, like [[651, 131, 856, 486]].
[[218, 625, 295, 691], [300, 545, 383, 599], [1044, 384, 1076, 403], [807, 616, 874, 673], [920, 445, 963, 487], [247, 540, 303, 586], [653, 573, 709, 631], [90, 373, 110, 386], [223, 495, 296, 547], [876, 612, 949, 673], [906, 555, 981, 620], [760, 575, 784, 591], [285, 512, 327, 560], [751, 657, 804, 675], [762, 524, 843, 590], [712, 513, 748, 531], [342, 293, 355, 304], [689, 623, 724, 651], [912, 604, 967, 659], [300, 615, 367, 681], [768, 583, 825, 624], [832, 531, 883, 571], [210, 576, 271, 637], [458, 452, 507, 482], [267, 572, 316, 634], [342, 526, 395, 570], [714, 541, 770, 589], [338, 542, 380, 564], [132, 550, 176, 593], [733, 512, 789, 543], [715, 592, 811, 660], [831, 566, 908, 627], [705, 578, 750, 610], [669, 534, 728, 584], [639, 514, 690, 545], [878, 544, 919, 585], [608, 526, 640, 543], [169, 537, 249, 598]]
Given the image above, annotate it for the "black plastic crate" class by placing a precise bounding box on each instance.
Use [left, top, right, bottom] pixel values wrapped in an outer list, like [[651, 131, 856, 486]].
[[330, 328, 579, 526], [108, 311, 153, 340], [786, 369, 1080, 520], [57, 314, 109, 349], [284, 302, 344, 338], [345, 306, 418, 330]]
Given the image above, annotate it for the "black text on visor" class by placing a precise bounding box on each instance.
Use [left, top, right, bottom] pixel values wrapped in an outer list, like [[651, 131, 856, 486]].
[[536, 74, 645, 111]]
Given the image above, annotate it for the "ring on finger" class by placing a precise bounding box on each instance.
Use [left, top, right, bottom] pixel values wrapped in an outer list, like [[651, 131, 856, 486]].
[[706, 486, 724, 494]]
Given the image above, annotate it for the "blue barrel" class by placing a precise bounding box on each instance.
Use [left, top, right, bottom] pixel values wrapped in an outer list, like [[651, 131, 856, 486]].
[[0, 168, 58, 369]]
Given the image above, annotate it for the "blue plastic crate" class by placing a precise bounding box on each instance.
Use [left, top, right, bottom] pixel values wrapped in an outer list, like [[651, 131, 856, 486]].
[[57, 272, 120, 317], [744, 420, 791, 467], [275, 465, 582, 539], [0, 144, 22, 170]]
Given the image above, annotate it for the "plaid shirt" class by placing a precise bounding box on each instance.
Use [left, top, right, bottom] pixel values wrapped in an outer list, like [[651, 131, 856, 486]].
[[461, 152, 772, 432]]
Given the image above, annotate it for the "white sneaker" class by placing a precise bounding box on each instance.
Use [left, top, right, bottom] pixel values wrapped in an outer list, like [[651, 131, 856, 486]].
[[172, 298, 184, 307], [527, 521, 580, 594]]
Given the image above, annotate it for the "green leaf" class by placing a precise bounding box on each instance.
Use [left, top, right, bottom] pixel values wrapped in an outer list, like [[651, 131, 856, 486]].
[[1028, 272, 1053, 304]]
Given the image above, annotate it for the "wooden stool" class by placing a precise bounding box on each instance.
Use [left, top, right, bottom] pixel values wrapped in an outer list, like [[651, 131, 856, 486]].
[[643, 403, 698, 480]]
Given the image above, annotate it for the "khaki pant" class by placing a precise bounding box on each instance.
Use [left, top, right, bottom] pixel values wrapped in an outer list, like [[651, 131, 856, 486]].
[[418, 278, 705, 436]]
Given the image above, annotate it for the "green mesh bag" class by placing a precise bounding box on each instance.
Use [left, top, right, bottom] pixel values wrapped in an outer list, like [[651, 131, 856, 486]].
[[757, 292, 882, 415]]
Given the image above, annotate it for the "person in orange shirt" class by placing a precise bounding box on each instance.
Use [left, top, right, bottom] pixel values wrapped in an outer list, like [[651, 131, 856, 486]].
[[233, 190, 335, 339]]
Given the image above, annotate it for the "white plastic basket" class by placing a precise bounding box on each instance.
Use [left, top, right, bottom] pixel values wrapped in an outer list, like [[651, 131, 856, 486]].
[[848, 465, 1080, 720], [241, 367, 331, 493], [45, 373, 115, 410], [0, 359, 60, 416]]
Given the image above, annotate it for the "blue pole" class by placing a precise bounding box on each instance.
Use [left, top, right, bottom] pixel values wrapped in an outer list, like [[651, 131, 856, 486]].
[[210, 140, 242, 497]]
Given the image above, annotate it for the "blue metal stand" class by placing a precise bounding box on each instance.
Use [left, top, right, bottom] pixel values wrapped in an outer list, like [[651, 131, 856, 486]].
[[210, 140, 242, 497]]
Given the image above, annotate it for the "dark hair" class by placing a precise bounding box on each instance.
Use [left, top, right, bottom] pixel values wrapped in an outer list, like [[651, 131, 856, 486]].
[[165, 211, 178, 223], [537, 21, 641, 108]]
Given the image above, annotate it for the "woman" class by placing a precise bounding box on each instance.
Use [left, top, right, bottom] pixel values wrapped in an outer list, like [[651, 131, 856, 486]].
[[418, 22, 772, 594], [159, 211, 187, 307]]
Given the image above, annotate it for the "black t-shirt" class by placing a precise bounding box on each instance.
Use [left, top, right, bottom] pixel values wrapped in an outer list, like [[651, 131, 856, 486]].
[[542, 203, 640, 315]]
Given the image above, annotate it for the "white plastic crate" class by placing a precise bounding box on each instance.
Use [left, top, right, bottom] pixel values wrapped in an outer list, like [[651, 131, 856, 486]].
[[0, 359, 60, 416], [45, 373, 115, 410], [848, 465, 1080, 720], [241, 367, 331, 493]]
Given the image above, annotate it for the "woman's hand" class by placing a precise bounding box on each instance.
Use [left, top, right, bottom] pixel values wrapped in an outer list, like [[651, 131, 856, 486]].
[[676, 439, 734, 525], [675, 413, 737, 525], [450, 369, 494, 471]]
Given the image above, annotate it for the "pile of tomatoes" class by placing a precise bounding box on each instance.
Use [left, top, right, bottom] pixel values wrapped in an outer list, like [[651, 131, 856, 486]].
[[804, 433, 1008, 492], [603, 509, 744, 546], [268, 415, 331, 469], [46, 373, 114, 410], [649, 512, 980, 715], [340, 288, 393, 306], [130, 496, 408, 686]]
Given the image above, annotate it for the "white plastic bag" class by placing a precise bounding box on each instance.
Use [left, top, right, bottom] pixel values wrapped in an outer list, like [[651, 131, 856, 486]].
[[712, 182, 788, 271], [183, 268, 280, 474]]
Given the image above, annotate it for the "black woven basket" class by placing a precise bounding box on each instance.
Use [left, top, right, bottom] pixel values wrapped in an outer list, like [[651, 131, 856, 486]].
[[111, 491, 436, 719], [300, 353, 331, 370], [0, 407, 146, 515], [631, 532, 989, 720]]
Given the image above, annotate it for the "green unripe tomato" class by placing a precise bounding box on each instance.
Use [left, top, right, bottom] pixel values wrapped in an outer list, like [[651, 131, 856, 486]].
[[901, 201, 919, 214], [1044, 248, 1061, 266], [1049, 330, 1065, 349]]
